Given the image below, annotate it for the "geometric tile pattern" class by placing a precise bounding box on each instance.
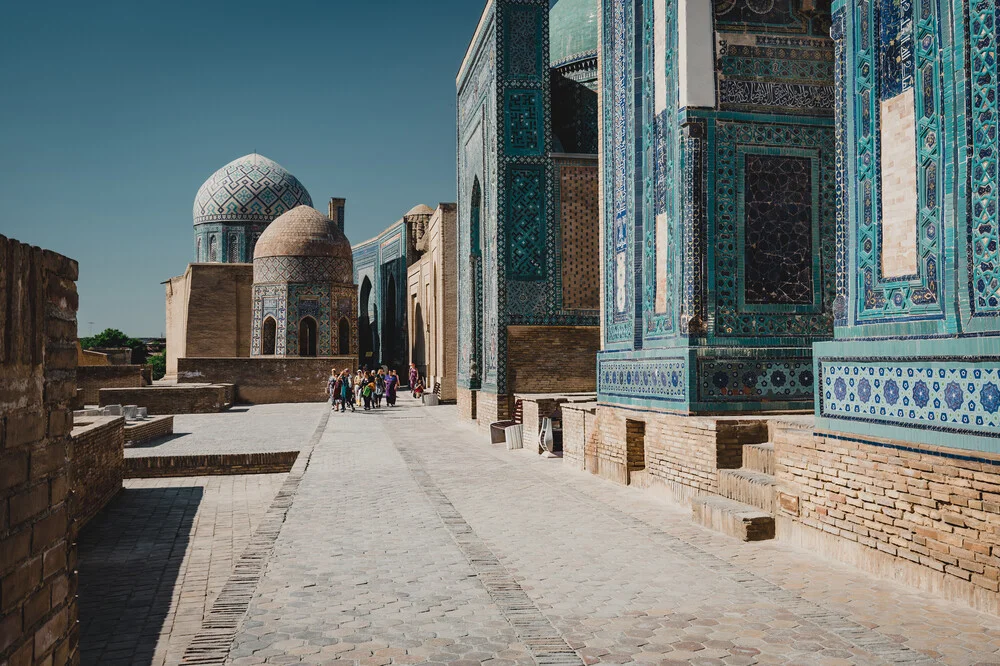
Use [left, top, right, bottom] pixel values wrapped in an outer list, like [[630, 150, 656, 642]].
[[253, 256, 354, 285], [193, 154, 312, 226], [598, 357, 687, 403], [699, 358, 815, 402], [968, 0, 1000, 316], [820, 359, 1000, 438]]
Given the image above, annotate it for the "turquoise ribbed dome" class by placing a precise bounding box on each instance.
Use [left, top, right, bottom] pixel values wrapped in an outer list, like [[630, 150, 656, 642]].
[[549, 0, 598, 67]]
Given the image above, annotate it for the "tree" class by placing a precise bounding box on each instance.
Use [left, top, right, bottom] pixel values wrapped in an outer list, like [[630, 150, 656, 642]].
[[146, 352, 166, 381], [79, 328, 147, 364]]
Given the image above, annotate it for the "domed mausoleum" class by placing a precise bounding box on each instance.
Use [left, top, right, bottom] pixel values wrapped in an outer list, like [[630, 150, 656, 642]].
[[193, 154, 313, 263], [251, 206, 358, 357]]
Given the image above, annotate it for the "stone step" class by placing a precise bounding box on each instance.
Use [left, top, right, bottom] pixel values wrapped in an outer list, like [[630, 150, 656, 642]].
[[691, 496, 775, 542], [743, 442, 775, 475], [718, 468, 776, 513]]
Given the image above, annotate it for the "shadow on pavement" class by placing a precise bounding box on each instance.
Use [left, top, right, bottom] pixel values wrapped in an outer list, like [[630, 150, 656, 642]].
[[77, 486, 203, 666]]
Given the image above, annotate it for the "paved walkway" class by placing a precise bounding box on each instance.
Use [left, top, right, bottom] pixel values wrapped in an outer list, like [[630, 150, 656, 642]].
[[80, 399, 1000, 665], [126, 404, 327, 458]]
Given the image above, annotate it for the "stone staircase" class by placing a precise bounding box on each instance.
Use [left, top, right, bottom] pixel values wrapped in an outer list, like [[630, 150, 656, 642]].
[[692, 442, 776, 541]]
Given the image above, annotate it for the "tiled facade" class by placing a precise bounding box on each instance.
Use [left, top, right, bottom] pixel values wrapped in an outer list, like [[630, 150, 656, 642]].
[[352, 217, 413, 371], [598, 0, 836, 415], [457, 0, 601, 423], [814, 0, 1000, 454]]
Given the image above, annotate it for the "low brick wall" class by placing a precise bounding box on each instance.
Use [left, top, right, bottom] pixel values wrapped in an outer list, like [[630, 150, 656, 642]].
[[775, 423, 1000, 615], [562, 402, 598, 470], [76, 365, 144, 405], [124, 416, 173, 446], [99, 384, 232, 414], [475, 391, 510, 431], [516, 393, 597, 453], [177, 357, 357, 403], [594, 406, 770, 496], [124, 451, 299, 478], [70, 416, 124, 529], [458, 388, 477, 421]]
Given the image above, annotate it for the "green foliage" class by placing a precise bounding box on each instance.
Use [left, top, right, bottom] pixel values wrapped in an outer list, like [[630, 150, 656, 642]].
[[79, 328, 147, 364], [146, 352, 166, 381]]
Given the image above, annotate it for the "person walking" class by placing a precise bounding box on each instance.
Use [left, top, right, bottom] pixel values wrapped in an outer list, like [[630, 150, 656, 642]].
[[374, 370, 386, 408], [354, 370, 364, 408], [338, 369, 354, 412], [362, 374, 375, 410], [408, 363, 418, 397], [327, 368, 339, 411], [385, 370, 398, 407]]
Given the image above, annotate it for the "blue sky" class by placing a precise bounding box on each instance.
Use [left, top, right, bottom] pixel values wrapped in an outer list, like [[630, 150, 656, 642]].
[[0, 0, 485, 337]]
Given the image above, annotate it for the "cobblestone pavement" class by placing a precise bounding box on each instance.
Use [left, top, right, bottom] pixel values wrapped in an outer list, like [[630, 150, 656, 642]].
[[126, 404, 327, 458], [78, 474, 288, 666], [215, 399, 1000, 666]]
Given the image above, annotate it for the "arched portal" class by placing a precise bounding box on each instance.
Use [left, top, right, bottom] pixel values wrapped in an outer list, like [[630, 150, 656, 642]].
[[338, 318, 351, 355], [413, 302, 426, 374], [298, 317, 318, 357], [262, 317, 277, 356], [382, 273, 398, 369], [359, 277, 374, 366], [469, 177, 483, 387]]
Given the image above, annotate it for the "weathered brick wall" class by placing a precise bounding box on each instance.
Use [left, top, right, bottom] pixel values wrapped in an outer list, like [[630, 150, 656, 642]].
[[457, 388, 477, 421], [124, 416, 173, 446], [69, 416, 123, 529], [76, 365, 144, 405], [100, 385, 231, 415], [776, 425, 1000, 614], [165, 263, 254, 380], [0, 235, 79, 665], [562, 402, 597, 470], [124, 451, 298, 478], [506, 326, 599, 396], [594, 406, 769, 498], [476, 391, 510, 430], [177, 357, 357, 404]]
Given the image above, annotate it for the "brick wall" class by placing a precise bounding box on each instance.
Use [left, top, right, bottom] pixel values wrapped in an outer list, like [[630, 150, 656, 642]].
[[124, 451, 298, 478], [776, 425, 1000, 614], [69, 416, 123, 529], [557, 162, 600, 310], [506, 326, 600, 396], [76, 365, 144, 405], [0, 235, 79, 666], [124, 416, 173, 446], [476, 391, 510, 430], [100, 385, 232, 415], [562, 402, 597, 470], [177, 357, 357, 403], [457, 388, 477, 421], [593, 406, 769, 497], [516, 394, 596, 453]]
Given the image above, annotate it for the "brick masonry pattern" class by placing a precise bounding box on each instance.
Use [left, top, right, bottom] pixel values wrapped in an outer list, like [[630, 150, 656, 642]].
[[69, 416, 124, 530], [0, 235, 80, 666]]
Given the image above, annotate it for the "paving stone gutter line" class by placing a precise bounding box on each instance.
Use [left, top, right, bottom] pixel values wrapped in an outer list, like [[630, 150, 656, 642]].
[[179, 410, 330, 666], [390, 431, 585, 666]]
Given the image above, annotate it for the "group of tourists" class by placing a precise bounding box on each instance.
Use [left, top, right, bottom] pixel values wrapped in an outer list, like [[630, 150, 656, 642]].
[[327, 367, 399, 413]]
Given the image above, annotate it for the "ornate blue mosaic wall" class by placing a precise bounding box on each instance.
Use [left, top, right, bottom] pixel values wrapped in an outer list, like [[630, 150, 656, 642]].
[[814, 0, 1000, 453], [457, 0, 600, 398], [597, 0, 836, 414], [352, 223, 409, 371]]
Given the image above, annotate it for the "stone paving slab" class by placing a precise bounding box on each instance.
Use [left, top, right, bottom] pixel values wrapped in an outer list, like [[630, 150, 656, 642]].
[[126, 403, 327, 458], [82, 398, 1000, 666], [78, 474, 288, 666], [216, 399, 1000, 665]]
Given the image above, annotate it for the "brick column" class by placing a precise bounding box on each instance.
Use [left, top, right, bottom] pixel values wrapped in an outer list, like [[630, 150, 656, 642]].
[[0, 235, 80, 665]]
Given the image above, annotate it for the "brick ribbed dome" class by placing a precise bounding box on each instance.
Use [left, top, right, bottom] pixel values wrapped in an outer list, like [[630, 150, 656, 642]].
[[253, 206, 353, 284]]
